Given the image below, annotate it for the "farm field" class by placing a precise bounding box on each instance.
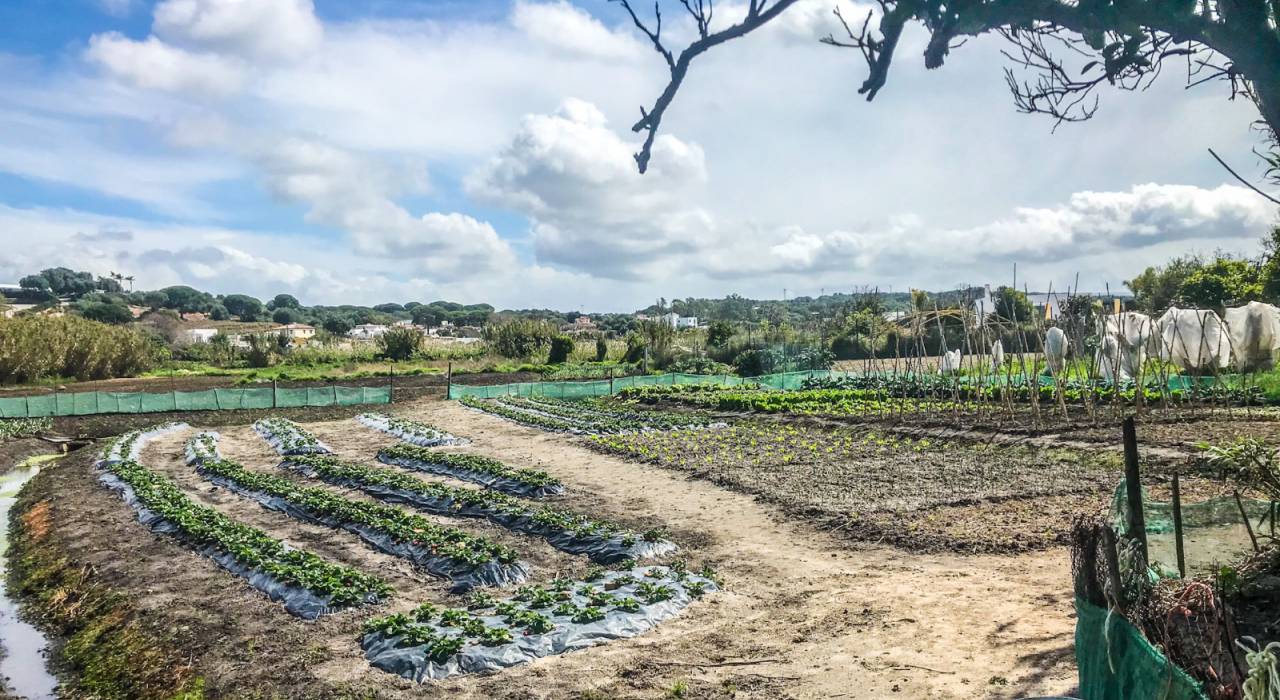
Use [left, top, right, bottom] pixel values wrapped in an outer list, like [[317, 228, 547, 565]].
[[0, 394, 1116, 699]]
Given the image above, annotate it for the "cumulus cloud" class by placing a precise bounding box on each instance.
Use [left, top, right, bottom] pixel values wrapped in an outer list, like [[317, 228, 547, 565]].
[[511, 0, 644, 60], [468, 98, 713, 277], [85, 33, 244, 96], [153, 0, 323, 60], [257, 137, 516, 279]]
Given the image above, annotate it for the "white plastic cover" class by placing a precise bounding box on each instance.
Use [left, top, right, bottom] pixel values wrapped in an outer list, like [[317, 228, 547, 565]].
[[1157, 307, 1230, 372], [1045, 327, 1067, 374], [990, 340, 1005, 370], [1223, 301, 1280, 372], [940, 348, 962, 374], [1094, 335, 1129, 383], [1098, 312, 1157, 379]]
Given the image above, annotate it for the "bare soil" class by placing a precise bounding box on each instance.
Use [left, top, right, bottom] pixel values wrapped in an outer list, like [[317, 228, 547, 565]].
[[15, 400, 1082, 698]]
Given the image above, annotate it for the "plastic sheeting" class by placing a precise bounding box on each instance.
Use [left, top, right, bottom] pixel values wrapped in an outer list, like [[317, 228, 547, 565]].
[[1045, 327, 1068, 374], [1158, 307, 1230, 373], [378, 453, 565, 498], [1097, 312, 1156, 380], [198, 466, 530, 592], [252, 420, 332, 456], [939, 349, 961, 375], [102, 423, 188, 463], [1223, 301, 1280, 372], [990, 340, 1004, 370], [363, 567, 718, 681], [183, 431, 221, 464], [356, 413, 466, 447], [292, 459, 669, 563], [97, 469, 359, 619]]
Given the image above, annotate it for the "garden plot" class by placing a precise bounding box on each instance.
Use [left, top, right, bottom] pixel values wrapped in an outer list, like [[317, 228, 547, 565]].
[[362, 564, 717, 681], [187, 434, 530, 592], [378, 444, 564, 497], [460, 395, 719, 434], [254, 417, 332, 455], [588, 421, 1123, 552], [279, 453, 673, 563], [356, 413, 465, 447]]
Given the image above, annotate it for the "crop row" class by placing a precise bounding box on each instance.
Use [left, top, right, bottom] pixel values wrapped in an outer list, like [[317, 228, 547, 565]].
[[102, 422, 188, 462], [253, 417, 331, 455], [460, 395, 719, 435], [377, 443, 563, 497], [0, 417, 51, 441], [188, 436, 526, 589], [357, 413, 464, 447], [285, 455, 672, 563], [362, 563, 717, 680], [800, 374, 1266, 405], [508, 396, 713, 431], [621, 386, 971, 417], [99, 458, 390, 618]]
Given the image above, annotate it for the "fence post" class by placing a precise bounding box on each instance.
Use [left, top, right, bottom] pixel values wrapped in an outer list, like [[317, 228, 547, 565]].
[[272, 380, 278, 408], [389, 362, 395, 404], [24, 394, 30, 418], [1172, 472, 1186, 578], [609, 367, 614, 395], [446, 361, 452, 400], [1122, 416, 1148, 563]]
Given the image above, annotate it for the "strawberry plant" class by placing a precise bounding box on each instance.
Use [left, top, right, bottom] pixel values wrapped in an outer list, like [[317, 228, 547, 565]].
[[378, 443, 562, 495], [102, 459, 390, 614], [253, 417, 331, 455], [357, 413, 464, 446]]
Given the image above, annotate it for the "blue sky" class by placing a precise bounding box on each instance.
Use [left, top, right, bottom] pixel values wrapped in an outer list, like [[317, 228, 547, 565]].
[[0, 0, 1274, 311]]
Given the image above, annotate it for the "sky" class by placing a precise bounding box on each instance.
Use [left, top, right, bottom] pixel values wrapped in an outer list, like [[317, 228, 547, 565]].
[[0, 0, 1276, 312]]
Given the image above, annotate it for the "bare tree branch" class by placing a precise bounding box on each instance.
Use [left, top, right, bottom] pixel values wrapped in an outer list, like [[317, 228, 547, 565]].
[[611, 0, 1280, 176]]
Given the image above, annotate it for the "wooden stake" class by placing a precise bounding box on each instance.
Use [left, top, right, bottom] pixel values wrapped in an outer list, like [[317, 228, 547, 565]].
[[1172, 472, 1186, 578], [1234, 490, 1260, 553], [446, 361, 452, 400], [1122, 417, 1149, 562]]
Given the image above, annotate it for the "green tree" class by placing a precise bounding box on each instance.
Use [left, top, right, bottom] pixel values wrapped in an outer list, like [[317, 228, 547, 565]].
[[993, 286, 1033, 322], [706, 320, 735, 348], [268, 293, 301, 310], [209, 304, 230, 321], [548, 335, 575, 364], [159, 286, 213, 314], [1260, 226, 1280, 302], [1125, 256, 1203, 312], [376, 326, 423, 361], [272, 308, 298, 324], [482, 319, 555, 358], [321, 316, 353, 336], [222, 294, 264, 321], [77, 301, 134, 324], [595, 335, 608, 362], [1177, 257, 1262, 308]]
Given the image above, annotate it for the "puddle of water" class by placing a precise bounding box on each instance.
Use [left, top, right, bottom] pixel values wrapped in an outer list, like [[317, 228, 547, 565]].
[[0, 458, 60, 700]]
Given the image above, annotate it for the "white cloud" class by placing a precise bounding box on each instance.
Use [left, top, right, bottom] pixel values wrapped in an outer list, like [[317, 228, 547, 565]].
[[468, 98, 713, 277], [153, 0, 323, 60], [85, 33, 244, 96], [511, 0, 644, 60], [96, 0, 136, 17]]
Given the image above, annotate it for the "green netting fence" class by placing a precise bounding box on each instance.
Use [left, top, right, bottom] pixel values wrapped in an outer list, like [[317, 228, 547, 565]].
[[1075, 596, 1208, 700], [447, 368, 1213, 401], [0, 385, 391, 418]]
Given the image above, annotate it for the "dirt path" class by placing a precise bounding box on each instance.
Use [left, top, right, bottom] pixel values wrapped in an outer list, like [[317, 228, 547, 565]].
[[386, 401, 1080, 699]]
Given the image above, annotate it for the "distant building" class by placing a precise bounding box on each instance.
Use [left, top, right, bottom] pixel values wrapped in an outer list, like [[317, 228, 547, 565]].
[[662, 312, 698, 329], [349, 324, 389, 340], [184, 328, 219, 344], [275, 323, 316, 340], [573, 316, 595, 328]]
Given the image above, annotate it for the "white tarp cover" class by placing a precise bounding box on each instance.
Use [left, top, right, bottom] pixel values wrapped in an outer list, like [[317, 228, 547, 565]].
[[1095, 335, 1128, 383], [940, 349, 962, 374], [1045, 327, 1067, 374], [990, 340, 1005, 370], [1097, 312, 1157, 379], [1223, 301, 1280, 372], [1157, 307, 1230, 372]]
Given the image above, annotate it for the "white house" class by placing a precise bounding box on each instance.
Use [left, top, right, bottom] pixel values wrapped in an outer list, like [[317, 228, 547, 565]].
[[662, 312, 698, 329], [275, 323, 316, 340], [349, 323, 389, 340], [183, 328, 219, 344]]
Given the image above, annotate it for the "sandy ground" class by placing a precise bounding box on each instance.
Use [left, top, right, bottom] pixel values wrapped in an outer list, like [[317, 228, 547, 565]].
[[23, 402, 1081, 699]]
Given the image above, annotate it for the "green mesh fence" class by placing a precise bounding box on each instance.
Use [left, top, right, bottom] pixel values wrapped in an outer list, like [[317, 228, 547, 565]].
[[1075, 596, 1208, 700], [0, 386, 390, 418], [447, 370, 837, 400]]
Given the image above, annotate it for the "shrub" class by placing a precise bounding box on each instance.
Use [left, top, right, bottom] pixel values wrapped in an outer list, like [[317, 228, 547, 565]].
[[0, 315, 158, 383], [668, 356, 733, 375], [792, 347, 835, 371], [595, 336, 608, 362], [482, 319, 555, 359], [732, 348, 782, 377], [377, 327, 424, 361], [548, 335, 575, 364]]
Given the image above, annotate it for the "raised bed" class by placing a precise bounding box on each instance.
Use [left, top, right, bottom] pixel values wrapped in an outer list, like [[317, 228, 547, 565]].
[[284, 455, 672, 564], [356, 413, 466, 447], [188, 435, 528, 592], [101, 422, 189, 463], [253, 417, 331, 455], [98, 458, 390, 619], [362, 564, 717, 680], [377, 444, 564, 498]]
